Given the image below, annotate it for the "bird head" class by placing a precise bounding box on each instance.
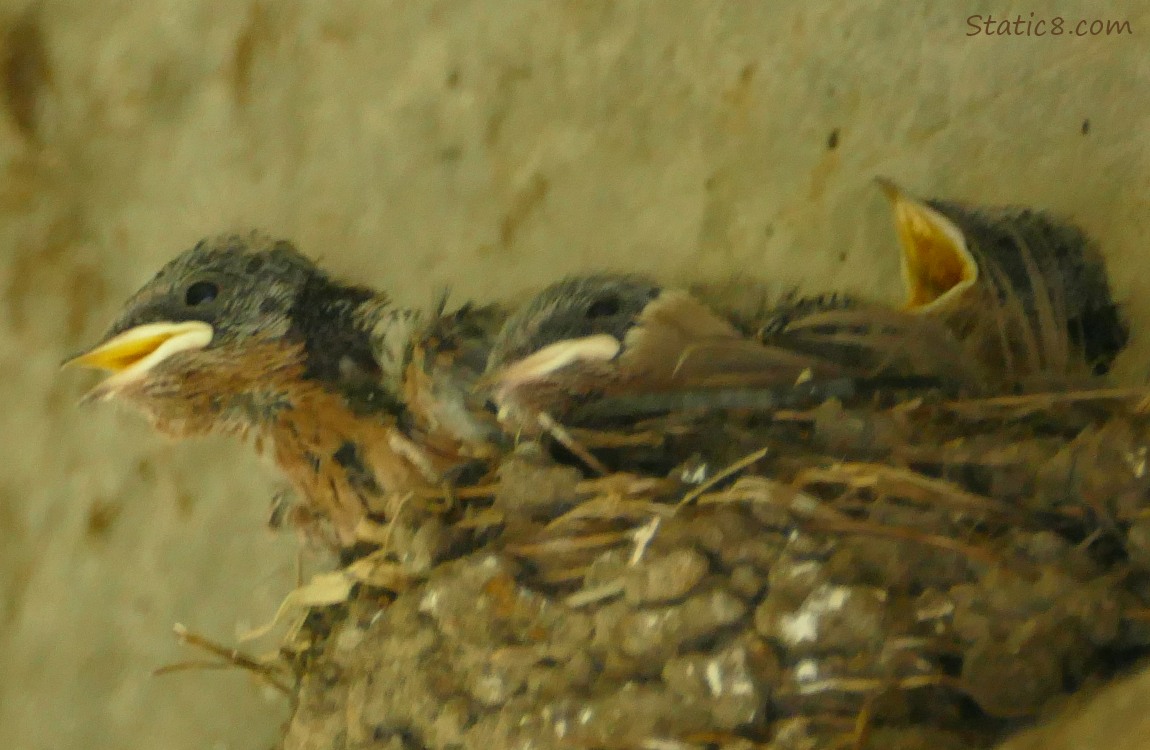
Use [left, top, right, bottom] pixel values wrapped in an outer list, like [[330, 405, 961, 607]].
[[480, 274, 662, 405], [63, 232, 390, 435]]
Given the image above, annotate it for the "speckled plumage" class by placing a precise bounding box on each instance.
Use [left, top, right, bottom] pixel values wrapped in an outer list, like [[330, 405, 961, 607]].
[[70, 232, 500, 545]]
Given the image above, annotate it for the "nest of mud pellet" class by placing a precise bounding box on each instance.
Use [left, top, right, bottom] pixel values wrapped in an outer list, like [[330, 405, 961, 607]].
[[248, 387, 1150, 750]]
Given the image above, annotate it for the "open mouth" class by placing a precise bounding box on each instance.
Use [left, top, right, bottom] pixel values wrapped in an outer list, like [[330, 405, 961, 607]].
[[63, 321, 214, 400], [877, 178, 979, 314]]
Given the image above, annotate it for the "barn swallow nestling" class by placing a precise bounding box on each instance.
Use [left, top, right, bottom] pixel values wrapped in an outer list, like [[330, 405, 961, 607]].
[[878, 179, 1129, 386], [63, 233, 503, 545], [753, 290, 986, 393], [480, 274, 854, 432]]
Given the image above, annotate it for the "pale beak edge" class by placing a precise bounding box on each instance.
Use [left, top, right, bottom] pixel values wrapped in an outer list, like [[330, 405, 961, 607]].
[[63, 321, 214, 401], [482, 334, 622, 392]]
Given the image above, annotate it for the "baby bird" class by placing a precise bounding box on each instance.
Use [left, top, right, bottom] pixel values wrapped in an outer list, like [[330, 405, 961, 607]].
[[879, 179, 1129, 387], [481, 273, 851, 431], [754, 290, 986, 393], [65, 232, 502, 545]]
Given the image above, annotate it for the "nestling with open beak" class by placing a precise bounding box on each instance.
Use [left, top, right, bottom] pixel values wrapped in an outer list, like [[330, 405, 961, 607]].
[[64, 232, 503, 546], [879, 179, 1129, 386], [480, 273, 854, 432]]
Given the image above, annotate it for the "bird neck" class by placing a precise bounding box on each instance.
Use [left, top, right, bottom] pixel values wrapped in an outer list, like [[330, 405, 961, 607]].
[[363, 299, 423, 394], [284, 273, 420, 411]]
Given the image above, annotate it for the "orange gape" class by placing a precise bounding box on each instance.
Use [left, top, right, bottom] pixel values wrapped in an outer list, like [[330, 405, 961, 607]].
[[902, 219, 975, 308], [880, 178, 1128, 385]]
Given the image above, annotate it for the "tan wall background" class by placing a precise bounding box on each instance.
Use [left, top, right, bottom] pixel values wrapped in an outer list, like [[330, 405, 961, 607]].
[[2, 1, 1147, 748]]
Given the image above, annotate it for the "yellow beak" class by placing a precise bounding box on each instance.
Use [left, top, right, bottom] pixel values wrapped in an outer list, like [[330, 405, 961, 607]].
[[877, 177, 979, 314], [63, 321, 214, 399]]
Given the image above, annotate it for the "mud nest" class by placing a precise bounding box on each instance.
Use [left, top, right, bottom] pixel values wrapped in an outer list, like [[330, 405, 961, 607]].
[[224, 385, 1150, 750]]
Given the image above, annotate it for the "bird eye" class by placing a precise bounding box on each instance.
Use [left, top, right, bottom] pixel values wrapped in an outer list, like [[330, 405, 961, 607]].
[[586, 295, 621, 319], [184, 280, 219, 307]]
